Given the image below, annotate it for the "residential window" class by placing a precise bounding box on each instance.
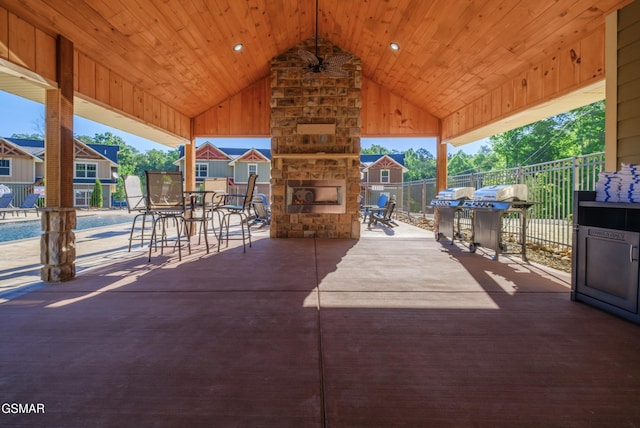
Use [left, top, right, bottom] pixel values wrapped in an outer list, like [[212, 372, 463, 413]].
[[74, 189, 91, 207], [248, 163, 258, 176], [0, 159, 10, 176], [380, 169, 390, 183], [196, 163, 208, 178], [75, 162, 97, 179]]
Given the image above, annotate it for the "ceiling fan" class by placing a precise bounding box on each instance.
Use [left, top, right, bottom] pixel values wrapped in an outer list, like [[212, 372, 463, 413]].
[[298, 0, 352, 78]]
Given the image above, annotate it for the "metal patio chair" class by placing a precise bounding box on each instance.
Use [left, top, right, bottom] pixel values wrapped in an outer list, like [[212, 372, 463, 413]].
[[218, 173, 258, 252], [145, 170, 210, 262], [202, 177, 229, 243], [124, 175, 156, 251]]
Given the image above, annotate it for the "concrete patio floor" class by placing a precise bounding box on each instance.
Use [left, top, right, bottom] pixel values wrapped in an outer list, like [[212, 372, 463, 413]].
[[1, 220, 639, 426]]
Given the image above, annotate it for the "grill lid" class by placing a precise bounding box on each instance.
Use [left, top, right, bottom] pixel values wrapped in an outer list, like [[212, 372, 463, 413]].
[[436, 187, 475, 200], [473, 184, 528, 201]]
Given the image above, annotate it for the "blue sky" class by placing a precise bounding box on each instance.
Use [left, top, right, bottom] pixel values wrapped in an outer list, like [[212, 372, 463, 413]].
[[0, 90, 487, 154]]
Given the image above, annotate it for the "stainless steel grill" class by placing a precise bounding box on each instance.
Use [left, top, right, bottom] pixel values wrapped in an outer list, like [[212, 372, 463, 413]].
[[461, 185, 534, 261], [430, 187, 474, 245]]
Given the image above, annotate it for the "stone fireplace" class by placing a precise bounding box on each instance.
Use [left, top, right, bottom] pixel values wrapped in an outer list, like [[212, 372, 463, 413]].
[[270, 37, 361, 239], [286, 179, 345, 214]]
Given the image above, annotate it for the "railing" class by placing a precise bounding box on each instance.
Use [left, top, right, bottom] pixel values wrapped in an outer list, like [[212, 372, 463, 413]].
[[0, 183, 45, 208], [398, 152, 606, 252]]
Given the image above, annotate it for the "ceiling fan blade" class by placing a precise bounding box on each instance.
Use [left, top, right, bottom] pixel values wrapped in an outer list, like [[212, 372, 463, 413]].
[[322, 54, 353, 68], [298, 49, 319, 66]]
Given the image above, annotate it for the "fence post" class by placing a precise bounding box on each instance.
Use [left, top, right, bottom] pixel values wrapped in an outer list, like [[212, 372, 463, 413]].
[[518, 166, 524, 184], [572, 156, 580, 191], [421, 180, 427, 216]]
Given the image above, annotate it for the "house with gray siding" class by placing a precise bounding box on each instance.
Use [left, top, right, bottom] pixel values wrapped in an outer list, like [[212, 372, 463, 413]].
[[0, 137, 119, 207], [175, 142, 272, 199], [177, 142, 408, 206]]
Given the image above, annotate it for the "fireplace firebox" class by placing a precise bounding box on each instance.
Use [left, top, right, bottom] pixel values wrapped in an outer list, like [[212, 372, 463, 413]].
[[286, 180, 345, 214]]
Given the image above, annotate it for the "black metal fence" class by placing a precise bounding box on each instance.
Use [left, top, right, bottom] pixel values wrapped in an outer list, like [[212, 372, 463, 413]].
[[399, 152, 605, 251]]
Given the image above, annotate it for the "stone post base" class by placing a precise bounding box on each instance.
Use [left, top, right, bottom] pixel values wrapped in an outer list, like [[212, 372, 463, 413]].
[[40, 208, 77, 282]]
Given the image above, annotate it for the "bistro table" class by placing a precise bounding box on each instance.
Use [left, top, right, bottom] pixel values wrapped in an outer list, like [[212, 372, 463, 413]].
[[182, 189, 217, 251]]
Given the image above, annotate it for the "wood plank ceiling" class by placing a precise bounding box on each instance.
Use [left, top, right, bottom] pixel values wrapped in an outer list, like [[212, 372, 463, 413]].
[[0, 0, 634, 121]]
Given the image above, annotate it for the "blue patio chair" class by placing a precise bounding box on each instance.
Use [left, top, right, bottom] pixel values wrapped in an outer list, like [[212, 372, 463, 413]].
[[371, 195, 397, 227], [362, 193, 388, 224], [0, 193, 15, 220], [0, 193, 14, 208], [12, 193, 41, 217]]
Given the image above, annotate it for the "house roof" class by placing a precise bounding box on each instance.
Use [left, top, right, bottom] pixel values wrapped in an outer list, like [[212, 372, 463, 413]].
[[4, 138, 45, 159], [361, 154, 405, 166], [4, 138, 119, 165], [176, 145, 272, 163], [86, 144, 120, 165], [361, 154, 408, 173]]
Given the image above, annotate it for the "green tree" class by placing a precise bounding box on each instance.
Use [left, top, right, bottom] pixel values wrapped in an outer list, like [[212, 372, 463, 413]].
[[447, 151, 475, 176], [90, 179, 103, 208], [361, 144, 394, 155], [403, 148, 436, 180], [11, 132, 44, 139], [567, 101, 605, 155], [471, 145, 503, 172], [490, 100, 605, 167], [132, 148, 180, 177]]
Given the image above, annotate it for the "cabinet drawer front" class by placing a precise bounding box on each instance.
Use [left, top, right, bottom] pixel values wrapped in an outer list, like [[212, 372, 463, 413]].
[[577, 226, 639, 313]]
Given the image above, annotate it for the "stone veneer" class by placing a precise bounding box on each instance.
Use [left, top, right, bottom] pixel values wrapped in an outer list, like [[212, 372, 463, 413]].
[[40, 207, 76, 282], [270, 37, 361, 239]]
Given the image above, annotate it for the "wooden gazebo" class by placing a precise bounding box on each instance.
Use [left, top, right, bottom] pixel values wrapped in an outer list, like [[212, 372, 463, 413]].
[[0, 0, 637, 280]]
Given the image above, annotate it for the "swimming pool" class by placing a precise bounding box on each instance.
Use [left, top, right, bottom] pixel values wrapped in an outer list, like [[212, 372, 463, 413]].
[[0, 214, 135, 243]]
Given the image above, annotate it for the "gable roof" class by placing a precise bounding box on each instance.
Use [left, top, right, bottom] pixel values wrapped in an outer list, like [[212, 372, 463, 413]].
[[361, 154, 408, 173], [176, 145, 272, 163], [85, 144, 119, 165], [1, 138, 44, 161], [3, 137, 119, 165], [228, 148, 271, 165]]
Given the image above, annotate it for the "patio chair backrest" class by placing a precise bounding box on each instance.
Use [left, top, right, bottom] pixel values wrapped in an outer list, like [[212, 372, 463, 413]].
[[241, 173, 258, 209], [0, 193, 14, 209], [376, 193, 389, 208], [252, 193, 270, 222], [20, 193, 40, 209], [123, 175, 146, 213], [385, 195, 396, 218], [145, 170, 185, 212]]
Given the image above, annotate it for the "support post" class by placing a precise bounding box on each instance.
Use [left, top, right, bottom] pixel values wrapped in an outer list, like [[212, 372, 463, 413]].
[[42, 35, 76, 282], [436, 136, 447, 193], [184, 139, 196, 192]]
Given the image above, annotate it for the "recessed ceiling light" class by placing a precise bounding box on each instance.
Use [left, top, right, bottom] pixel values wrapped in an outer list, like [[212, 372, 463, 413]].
[[233, 43, 243, 52], [389, 42, 400, 51]]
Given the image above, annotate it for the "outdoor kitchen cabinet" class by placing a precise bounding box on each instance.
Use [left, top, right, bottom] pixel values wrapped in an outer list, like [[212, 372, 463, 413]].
[[572, 191, 640, 324]]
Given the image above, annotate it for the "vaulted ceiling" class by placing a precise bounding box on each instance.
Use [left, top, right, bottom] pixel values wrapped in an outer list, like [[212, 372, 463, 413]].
[[0, 0, 634, 142]]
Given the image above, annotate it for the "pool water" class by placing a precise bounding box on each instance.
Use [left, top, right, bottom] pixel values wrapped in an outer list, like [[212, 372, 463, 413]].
[[0, 214, 135, 243]]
